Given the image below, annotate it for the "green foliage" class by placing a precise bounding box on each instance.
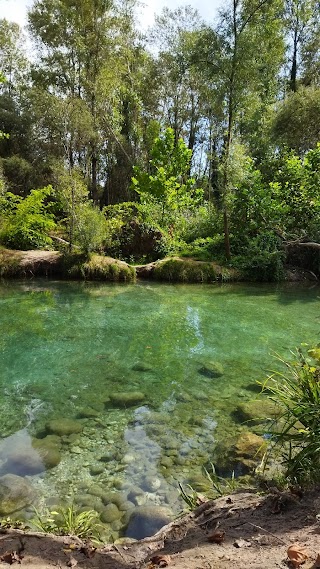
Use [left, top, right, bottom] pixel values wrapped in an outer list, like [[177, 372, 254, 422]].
[[104, 202, 171, 262], [262, 347, 320, 485], [272, 87, 320, 154], [55, 169, 106, 253], [0, 186, 55, 250], [231, 233, 285, 282], [32, 505, 102, 540], [132, 128, 202, 225]]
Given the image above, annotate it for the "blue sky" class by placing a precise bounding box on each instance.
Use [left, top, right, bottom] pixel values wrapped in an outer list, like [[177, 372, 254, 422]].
[[0, 0, 221, 29]]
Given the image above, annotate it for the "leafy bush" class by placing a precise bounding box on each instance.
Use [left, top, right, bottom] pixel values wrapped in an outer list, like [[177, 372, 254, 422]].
[[263, 346, 320, 485], [231, 232, 285, 282], [0, 186, 55, 250], [104, 202, 171, 262]]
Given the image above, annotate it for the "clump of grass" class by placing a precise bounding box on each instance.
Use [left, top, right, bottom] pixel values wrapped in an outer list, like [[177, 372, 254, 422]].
[[262, 346, 320, 485], [32, 505, 102, 541], [178, 464, 238, 511], [62, 253, 135, 282], [151, 257, 239, 283]]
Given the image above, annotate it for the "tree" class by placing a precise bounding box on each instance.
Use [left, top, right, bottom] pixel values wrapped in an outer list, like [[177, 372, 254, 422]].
[[132, 127, 200, 225], [212, 0, 284, 258]]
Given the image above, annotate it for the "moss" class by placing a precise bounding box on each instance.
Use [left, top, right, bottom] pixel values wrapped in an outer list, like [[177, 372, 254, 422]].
[[64, 253, 135, 282], [0, 249, 135, 282], [150, 257, 239, 283]]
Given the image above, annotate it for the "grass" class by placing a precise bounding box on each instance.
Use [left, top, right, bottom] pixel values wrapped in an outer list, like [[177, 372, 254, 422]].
[[152, 257, 239, 283], [262, 346, 320, 485], [32, 505, 102, 541]]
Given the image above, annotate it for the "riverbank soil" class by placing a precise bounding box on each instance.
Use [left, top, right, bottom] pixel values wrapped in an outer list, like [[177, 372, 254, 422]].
[[1, 490, 320, 568]]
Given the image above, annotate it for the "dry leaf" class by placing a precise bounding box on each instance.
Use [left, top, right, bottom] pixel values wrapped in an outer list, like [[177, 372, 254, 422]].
[[196, 494, 208, 506], [150, 554, 171, 567], [208, 530, 226, 544], [287, 544, 308, 567], [0, 551, 23, 565]]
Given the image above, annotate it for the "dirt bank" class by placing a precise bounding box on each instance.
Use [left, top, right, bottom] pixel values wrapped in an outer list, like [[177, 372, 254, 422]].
[[1, 489, 320, 568]]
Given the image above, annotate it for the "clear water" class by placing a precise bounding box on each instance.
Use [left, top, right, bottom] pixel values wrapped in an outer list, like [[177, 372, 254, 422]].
[[0, 279, 319, 539]]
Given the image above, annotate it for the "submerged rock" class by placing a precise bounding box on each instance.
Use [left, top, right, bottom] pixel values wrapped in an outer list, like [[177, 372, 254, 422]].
[[132, 362, 153, 372], [198, 361, 224, 378], [46, 418, 83, 436], [33, 437, 61, 469], [100, 503, 121, 523], [125, 505, 172, 540], [77, 407, 100, 419], [232, 400, 278, 425], [214, 431, 267, 477], [109, 392, 145, 407], [0, 474, 34, 515]]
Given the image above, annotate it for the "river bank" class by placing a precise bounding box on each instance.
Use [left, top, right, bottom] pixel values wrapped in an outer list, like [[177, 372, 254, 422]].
[[0, 248, 317, 283], [1, 488, 319, 568]]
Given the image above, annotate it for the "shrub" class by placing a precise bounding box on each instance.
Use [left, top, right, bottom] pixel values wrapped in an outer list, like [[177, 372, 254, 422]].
[[0, 187, 55, 250], [104, 202, 170, 262], [231, 232, 285, 282]]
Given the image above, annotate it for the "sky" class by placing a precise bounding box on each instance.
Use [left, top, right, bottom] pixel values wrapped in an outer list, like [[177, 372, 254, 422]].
[[0, 0, 221, 30]]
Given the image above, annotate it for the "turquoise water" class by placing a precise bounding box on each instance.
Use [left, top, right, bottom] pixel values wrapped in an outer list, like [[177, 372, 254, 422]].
[[0, 280, 319, 539]]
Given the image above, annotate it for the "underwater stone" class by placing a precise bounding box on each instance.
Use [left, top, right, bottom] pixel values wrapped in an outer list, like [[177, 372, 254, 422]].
[[0, 474, 34, 515], [90, 465, 105, 476], [143, 476, 161, 492], [125, 506, 172, 540], [77, 407, 100, 419], [214, 431, 266, 477], [46, 418, 83, 436], [198, 361, 224, 378], [100, 503, 121, 523], [109, 392, 146, 407], [132, 362, 153, 372], [232, 400, 278, 425]]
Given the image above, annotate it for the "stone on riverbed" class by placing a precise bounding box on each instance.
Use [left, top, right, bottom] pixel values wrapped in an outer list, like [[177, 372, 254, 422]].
[[0, 474, 34, 515], [232, 400, 279, 425], [132, 362, 153, 372], [46, 418, 83, 436], [198, 361, 224, 378], [100, 503, 122, 523], [213, 431, 267, 477], [108, 392, 145, 407], [125, 505, 173, 540]]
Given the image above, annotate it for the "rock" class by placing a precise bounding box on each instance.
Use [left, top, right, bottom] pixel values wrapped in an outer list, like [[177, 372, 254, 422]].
[[109, 392, 146, 407], [214, 431, 267, 477], [232, 400, 278, 425], [46, 418, 83, 436], [125, 506, 173, 540], [4, 435, 61, 475], [74, 494, 102, 510], [143, 476, 161, 492], [77, 407, 100, 419], [100, 503, 121, 523], [90, 465, 105, 476], [0, 474, 34, 515], [198, 361, 224, 378], [132, 362, 153, 372]]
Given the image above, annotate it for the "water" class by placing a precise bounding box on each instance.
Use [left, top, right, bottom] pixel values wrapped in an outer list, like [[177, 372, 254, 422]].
[[0, 279, 319, 539]]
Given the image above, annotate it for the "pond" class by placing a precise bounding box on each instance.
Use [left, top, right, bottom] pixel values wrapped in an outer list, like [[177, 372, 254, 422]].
[[0, 279, 319, 540]]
